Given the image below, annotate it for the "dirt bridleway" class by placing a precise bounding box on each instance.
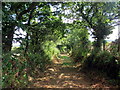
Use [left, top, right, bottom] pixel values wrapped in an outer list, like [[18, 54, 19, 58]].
[[28, 54, 112, 88]]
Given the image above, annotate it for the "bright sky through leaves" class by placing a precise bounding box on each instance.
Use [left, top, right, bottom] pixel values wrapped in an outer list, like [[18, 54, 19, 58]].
[[12, 4, 119, 47]]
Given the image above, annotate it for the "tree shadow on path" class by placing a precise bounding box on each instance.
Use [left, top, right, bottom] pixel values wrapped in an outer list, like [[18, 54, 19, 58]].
[[28, 54, 117, 88]]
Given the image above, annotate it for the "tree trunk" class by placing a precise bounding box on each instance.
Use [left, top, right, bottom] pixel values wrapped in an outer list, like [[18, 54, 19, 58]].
[[2, 26, 15, 53], [94, 38, 102, 50], [24, 33, 29, 55], [92, 38, 102, 54], [118, 37, 120, 52], [103, 43, 105, 51], [24, 8, 34, 55], [103, 40, 106, 51]]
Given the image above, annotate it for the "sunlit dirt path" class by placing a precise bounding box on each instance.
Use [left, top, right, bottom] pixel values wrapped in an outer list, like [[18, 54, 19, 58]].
[[28, 54, 115, 88]]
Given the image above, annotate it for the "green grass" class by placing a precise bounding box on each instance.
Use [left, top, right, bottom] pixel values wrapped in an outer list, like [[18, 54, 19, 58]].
[[58, 55, 74, 66], [62, 62, 73, 66], [58, 55, 68, 59]]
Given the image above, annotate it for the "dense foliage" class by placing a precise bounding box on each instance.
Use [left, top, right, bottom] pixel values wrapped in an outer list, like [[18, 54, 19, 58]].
[[83, 51, 120, 79], [2, 2, 120, 87]]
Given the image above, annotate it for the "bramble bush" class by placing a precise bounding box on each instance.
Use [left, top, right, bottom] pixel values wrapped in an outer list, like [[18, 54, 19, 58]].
[[3, 53, 28, 88], [27, 52, 50, 72], [83, 51, 120, 79]]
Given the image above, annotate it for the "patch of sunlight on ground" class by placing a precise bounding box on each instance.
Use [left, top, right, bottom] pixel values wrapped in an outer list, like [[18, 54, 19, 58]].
[[36, 77, 50, 81], [58, 73, 64, 79], [48, 68, 56, 72]]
